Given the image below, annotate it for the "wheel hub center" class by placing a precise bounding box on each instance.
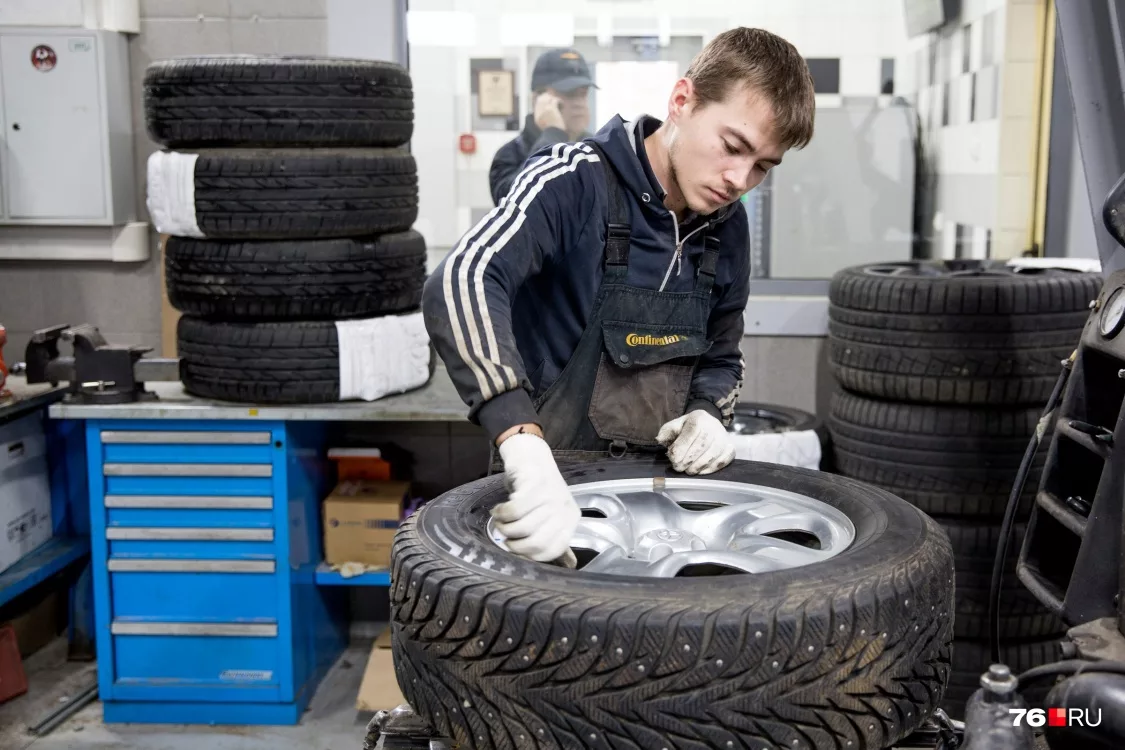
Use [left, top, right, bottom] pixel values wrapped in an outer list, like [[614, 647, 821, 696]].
[[636, 528, 705, 560]]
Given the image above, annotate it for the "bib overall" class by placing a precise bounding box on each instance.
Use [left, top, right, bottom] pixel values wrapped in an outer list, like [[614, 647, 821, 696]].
[[516, 143, 720, 466]]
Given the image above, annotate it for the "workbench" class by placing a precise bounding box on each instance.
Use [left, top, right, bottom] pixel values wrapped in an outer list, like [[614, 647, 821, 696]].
[[36, 366, 473, 725]]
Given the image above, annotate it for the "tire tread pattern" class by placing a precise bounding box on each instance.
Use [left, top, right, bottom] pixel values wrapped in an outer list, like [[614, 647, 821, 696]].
[[144, 57, 413, 147], [389, 475, 956, 750], [165, 231, 426, 320], [191, 148, 418, 239]]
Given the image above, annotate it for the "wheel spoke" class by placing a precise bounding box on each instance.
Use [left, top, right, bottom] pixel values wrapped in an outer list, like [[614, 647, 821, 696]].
[[629, 490, 691, 530], [572, 518, 631, 554], [728, 533, 832, 570], [645, 550, 772, 576], [580, 547, 649, 576]]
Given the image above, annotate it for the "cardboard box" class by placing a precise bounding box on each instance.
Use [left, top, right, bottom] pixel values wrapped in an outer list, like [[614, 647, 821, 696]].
[[323, 480, 409, 568], [356, 641, 405, 712], [0, 414, 53, 575]]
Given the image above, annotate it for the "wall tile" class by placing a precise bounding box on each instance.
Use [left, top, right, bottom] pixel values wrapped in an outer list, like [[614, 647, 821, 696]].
[[991, 228, 1027, 259], [38, 262, 164, 336], [230, 18, 328, 55], [938, 173, 998, 228], [840, 56, 880, 96], [230, 0, 327, 19], [737, 336, 821, 413], [996, 174, 1034, 232], [135, 17, 233, 58], [0, 266, 47, 338], [998, 116, 1035, 176], [141, 0, 230, 18], [1003, 2, 1042, 63], [1000, 60, 1038, 119]]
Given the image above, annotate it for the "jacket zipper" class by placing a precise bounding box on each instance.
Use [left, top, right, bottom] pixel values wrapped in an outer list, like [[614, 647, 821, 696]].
[[658, 221, 709, 292]]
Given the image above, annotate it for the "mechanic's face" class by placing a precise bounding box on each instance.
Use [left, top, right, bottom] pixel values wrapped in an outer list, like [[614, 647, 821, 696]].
[[667, 80, 786, 215], [551, 86, 591, 137]]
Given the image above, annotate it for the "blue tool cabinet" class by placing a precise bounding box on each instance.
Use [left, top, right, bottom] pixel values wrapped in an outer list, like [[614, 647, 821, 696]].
[[85, 419, 347, 725]]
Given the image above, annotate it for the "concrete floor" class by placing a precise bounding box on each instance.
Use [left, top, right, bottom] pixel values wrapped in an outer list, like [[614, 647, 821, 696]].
[[1, 638, 377, 750]]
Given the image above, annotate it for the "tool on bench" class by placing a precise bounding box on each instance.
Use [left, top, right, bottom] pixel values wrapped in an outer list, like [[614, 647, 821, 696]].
[[10, 324, 180, 405]]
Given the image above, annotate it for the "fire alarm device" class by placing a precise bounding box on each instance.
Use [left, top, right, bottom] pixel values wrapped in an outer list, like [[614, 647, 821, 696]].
[[459, 134, 477, 155]]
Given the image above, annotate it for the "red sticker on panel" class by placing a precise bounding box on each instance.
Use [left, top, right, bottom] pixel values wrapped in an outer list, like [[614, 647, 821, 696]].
[[31, 45, 57, 72]]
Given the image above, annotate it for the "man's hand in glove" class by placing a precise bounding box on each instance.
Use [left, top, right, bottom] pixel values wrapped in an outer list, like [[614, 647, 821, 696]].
[[657, 409, 736, 475], [492, 431, 580, 564]]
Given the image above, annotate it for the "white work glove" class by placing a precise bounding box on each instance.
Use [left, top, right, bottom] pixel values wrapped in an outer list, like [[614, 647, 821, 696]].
[[492, 433, 580, 565], [657, 409, 736, 475]]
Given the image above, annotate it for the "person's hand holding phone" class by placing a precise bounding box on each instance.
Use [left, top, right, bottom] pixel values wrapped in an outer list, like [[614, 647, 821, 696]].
[[534, 91, 566, 132]]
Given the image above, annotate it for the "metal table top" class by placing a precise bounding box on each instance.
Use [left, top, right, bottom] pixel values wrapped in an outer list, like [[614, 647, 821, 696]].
[[41, 366, 469, 422]]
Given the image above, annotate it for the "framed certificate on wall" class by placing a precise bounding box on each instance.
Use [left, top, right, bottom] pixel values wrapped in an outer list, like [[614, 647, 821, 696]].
[[477, 69, 515, 117]]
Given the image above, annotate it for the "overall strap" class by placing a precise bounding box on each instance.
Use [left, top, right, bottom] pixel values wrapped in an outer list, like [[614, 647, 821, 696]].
[[586, 143, 631, 270], [695, 233, 721, 292]]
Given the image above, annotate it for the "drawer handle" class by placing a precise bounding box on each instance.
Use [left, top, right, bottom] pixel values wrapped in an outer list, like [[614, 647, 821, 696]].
[[107, 528, 274, 542], [102, 431, 272, 445], [111, 621, 278, 637], [108, 559, 275, 573], [104, 495, 273, 510], [103, 463, 272, 477]]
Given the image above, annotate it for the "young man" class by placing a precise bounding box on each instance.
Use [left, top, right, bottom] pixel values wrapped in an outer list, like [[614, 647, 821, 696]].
[[423, 28, 815, 563], [488, 48, 595, 206]]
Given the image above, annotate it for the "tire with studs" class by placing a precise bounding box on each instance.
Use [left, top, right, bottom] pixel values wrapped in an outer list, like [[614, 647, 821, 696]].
[[390, 459, 955, 750]]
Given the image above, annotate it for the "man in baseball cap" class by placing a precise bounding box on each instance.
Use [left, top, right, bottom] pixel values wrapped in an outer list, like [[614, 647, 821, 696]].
[[489, 49, 597, 205]]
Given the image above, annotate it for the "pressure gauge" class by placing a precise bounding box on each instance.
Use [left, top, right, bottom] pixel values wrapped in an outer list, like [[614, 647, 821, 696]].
[[1100, 287, 1125, 338]]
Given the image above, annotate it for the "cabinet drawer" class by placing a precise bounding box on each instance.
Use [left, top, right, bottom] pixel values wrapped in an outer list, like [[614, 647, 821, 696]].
[[111, 571, 279, 621], [106, 507, 275, 529], [112, 629, 282, 702], [98, 430, 276, 467], [103, 476, 274, 497]]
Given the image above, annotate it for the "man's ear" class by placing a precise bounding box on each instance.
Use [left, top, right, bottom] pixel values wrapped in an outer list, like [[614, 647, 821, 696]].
[[667, 78, 695, 122]]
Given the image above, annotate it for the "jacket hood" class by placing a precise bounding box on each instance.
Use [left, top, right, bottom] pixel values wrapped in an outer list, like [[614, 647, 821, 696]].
[[586, 114, 741, 225]]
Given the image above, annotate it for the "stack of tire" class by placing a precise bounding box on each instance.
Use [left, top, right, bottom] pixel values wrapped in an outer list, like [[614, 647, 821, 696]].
[[143, 56, 432, 404], [825, 259, 1102, 717]]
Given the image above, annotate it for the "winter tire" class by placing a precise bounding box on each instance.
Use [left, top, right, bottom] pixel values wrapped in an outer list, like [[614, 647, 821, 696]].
[[178, 315, 433, 404], [147, 148, 418, 240], [941, 519, 1065, 641], [828, 391, 1045, 518], [144, 56, 413, 148], [827, 260, 1099, 405], [390, 459, 955, 750], [165, 231, 426, 321]]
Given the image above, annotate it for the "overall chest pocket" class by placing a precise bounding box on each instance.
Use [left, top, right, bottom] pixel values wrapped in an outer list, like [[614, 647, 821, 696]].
[[589, 322, 712, 447]]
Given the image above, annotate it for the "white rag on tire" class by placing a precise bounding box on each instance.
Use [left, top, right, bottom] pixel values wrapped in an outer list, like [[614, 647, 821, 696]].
[[729, 430, 822, 470], [335, 311, 432, 401], [146, 150, 204, 238]]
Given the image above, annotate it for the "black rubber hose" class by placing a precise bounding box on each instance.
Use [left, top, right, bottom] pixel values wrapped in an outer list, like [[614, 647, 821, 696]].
[[1018, 659, 1125, 687], [989, 354, 1074, 663]]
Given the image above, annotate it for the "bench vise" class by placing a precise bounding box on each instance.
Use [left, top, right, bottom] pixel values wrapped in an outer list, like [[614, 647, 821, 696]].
[[12, 324, 181, 405]]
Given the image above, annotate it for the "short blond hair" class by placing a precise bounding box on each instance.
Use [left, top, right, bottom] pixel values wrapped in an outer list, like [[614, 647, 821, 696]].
[[685, 27, 816, 149]]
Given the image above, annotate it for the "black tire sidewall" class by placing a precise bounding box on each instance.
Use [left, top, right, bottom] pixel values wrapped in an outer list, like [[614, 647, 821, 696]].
[[409, 458, 950, 602]]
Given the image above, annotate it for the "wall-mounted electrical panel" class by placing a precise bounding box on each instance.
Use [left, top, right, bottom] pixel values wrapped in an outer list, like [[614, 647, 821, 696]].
[[0, 27, 135, 227]]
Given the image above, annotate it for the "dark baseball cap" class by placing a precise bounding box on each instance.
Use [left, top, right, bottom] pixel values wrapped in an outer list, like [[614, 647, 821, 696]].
[[531, 48, 597, 93]]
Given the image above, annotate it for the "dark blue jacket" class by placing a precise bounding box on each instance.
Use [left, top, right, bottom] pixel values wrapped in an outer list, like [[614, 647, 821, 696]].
[[488, 115, 573, 206], [423, 114, 750, 443]]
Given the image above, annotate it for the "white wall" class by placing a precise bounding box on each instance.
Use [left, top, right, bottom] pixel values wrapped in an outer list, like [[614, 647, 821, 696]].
[[407, 0, 912, 251], [895, 0, 1046, 260]]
